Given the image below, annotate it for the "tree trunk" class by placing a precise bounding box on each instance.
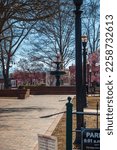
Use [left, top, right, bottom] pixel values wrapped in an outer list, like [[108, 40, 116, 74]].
[[3, 73, 11, 89]]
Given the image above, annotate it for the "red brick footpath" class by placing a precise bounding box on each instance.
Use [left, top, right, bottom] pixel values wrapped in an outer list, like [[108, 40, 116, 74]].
[[0, 95, 74, 150], [0, 95, 99, 150]]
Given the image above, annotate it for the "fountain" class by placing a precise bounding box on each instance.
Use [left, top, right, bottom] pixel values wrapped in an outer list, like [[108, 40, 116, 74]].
[[50, 54, 66, 86]]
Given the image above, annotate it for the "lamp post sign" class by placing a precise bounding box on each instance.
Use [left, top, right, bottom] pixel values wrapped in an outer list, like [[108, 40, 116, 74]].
[[81, 128, 100, 150]]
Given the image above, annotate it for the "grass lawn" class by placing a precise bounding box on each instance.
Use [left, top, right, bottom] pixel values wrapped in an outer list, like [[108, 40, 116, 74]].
[[52, 95, 100, 150]]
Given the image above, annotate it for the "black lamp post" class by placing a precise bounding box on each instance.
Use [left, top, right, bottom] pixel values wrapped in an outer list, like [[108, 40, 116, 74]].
[[82, 35, 88, 108], [89, 66, 92, 90], [73, 0, 84, 148]]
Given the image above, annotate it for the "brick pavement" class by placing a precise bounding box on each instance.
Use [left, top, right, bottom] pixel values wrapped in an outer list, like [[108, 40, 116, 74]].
[[0, 95, 74, 150]]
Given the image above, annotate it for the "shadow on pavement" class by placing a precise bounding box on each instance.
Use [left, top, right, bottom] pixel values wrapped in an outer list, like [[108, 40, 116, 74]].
[[0, 107, 54, 113]]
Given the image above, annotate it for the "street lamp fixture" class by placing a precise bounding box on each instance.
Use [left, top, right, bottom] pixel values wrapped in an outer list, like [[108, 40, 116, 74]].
[[82, 35, 88, 107], [82, 35, 88, 47]]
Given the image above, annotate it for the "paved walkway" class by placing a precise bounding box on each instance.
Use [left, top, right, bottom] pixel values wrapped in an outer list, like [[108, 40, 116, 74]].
[[0, 95, 74, 150]]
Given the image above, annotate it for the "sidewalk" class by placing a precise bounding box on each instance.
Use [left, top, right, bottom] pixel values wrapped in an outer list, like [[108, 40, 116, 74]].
[[0, 95, 74, 150]]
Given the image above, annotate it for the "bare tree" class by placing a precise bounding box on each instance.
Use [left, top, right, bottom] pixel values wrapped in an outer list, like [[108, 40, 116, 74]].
[[17, 57, 44, 73], [82, 0, 100, 53], [22, 0, 75, 69], [0, 0, 58, 34], [19, 0, 100, 71], [0, 20, 37, 88], [0, 0, 58, 88]]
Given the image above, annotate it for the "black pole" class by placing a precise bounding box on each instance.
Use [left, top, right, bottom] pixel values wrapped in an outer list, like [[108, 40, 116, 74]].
[[96, 102, 99, 129], [66, 97, 73, 150], [82, 42, 87, 107], [89, 71, 92, 91], [73, 0, 84, 148], [56, 62, 61, 86]]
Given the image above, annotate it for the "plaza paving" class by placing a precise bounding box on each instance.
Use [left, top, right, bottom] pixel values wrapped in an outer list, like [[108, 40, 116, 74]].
[[0, 95, 74, 150]]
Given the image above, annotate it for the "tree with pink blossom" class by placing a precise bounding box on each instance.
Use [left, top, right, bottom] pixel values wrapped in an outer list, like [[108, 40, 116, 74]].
[[87, 50, 100, 92]]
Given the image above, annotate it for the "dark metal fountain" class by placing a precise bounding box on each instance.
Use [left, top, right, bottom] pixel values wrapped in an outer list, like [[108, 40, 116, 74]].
[[50, 54, 66, 86]]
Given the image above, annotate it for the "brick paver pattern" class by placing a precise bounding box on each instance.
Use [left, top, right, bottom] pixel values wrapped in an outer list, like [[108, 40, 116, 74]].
[[0, 95, 72, 150]]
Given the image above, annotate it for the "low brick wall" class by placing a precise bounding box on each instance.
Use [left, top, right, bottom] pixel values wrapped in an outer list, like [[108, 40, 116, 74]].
[[22, 86, 76, 95], [18, 89, 30, 99], [0, 89, 30, 99]]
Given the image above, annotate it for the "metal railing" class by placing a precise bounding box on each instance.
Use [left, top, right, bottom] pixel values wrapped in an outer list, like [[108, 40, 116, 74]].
[[66, 97, 100, 150]]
